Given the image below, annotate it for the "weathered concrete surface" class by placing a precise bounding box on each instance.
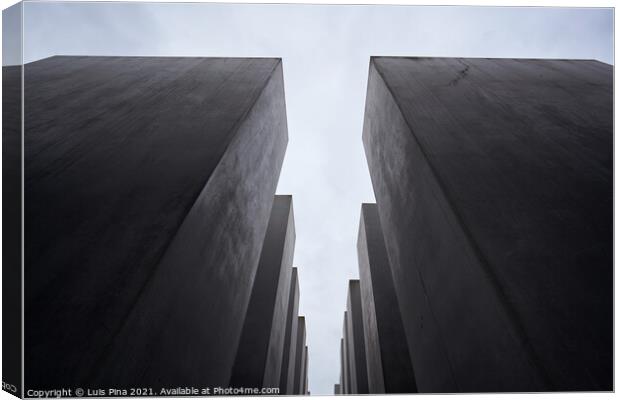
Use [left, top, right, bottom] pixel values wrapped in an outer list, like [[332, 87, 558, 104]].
[[230, 195, 296, 388], [24, 56, 288, 390], [357, 204, 417, 394], [346, 280, 369, 394], [2, 28, 23, 399], [281, 268, 300, 394], [292, 317, 306, 394], [363, 57, 612, 392]]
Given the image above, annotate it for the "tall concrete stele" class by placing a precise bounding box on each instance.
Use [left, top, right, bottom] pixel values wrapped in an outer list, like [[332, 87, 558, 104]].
[[230, 196, 309, 395], [336, 204, 417, 395], [339, 56, 612, 393], [6, 55, 309, 395]]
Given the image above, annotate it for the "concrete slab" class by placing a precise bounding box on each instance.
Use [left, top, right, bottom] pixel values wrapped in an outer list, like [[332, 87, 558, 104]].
[[292, 317, 306, 394], [346, 280, 369, 394], [230, 195, 296, 388], [339, 339, 344, 394], [342, 313, 350, 394], [363, 57, 612, 392], [2, 4, 23, 395], [358, 203, 417, 394], [282, 268, 300, 394], [23, 56, 288, 390], [300, 345, 308, 394]]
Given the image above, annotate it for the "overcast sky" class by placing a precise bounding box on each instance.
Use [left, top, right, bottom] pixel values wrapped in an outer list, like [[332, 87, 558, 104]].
[[18, 2, 613, 395]]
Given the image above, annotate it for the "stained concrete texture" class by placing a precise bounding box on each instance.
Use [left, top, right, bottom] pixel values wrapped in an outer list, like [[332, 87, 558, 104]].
[[357, 203, 417, 394], [292, 317, 307, 394], [23, 56, 288, 390], [345, 280, 369, 394], [362, 57, 612, 392], [230, 195, 296, 389], [281, 268, 300, 394]]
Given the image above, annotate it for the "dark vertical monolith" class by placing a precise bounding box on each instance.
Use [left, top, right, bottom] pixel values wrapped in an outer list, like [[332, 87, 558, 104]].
[[339, 339, 344, 394], [362, 57, 612, 392], [2, 3, 23, 398], [281, 268, 300, 394], [346, 280, 369, 394], [24, 56, 288, 390], [342, 314, 350, 394], [230, 195, 296, 388], [357, 203, 417, 393], [292, 316, 306, 394], [299, 345, 308, 395]]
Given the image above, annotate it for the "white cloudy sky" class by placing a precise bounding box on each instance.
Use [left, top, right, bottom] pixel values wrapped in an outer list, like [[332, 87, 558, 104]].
[[17, 1, 613, 395]]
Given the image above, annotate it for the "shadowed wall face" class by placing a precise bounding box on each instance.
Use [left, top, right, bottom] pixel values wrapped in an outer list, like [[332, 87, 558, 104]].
[[342, 313, 350, 394], [293, 316, 307, 395], [363, 57, 612, 392], [230, 195, 296, 388], [2, 4, 23, 396], [338, 340, 344, 394], [300, 346, 308, 394], [282, 268, 300, 394], [345, 280, 369, 394], [24, 56, 288, 389], [357, 203, 417, 394]]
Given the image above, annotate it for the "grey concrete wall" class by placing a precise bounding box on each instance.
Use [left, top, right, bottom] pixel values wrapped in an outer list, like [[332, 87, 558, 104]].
[[339, 338, 346, 394], [303, 346, 309, 394], [2, 6, 23, 398], [357, 203, 417, 394], [2, 35, 22, 399], [230, 195, 296, 388], [292, 316, 306, 394], [264, 201, 297, 389], [346, 280, 369, 394], [362, 57, 612, 392], [299, 345, 308, 395], [282, 268, 300, 394], [24, 56, 288, 390], [340, 339, 344, 393], [342, 313, 350, 394]]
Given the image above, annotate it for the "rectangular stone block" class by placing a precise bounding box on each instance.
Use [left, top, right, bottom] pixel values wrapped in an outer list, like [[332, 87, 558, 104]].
[[282, 268, 300, 394], [2, 3, 23, 397], [23, 56, 288, 390], [292, 316, 306, 394], [339, 338, 346, 394], [304, 347, 309, 394], [362, 57, 612, 392], [230, 195, 296, 388], [345, 280, 369, 394], [357, 203, 417, 393], [300, 345, 308, 394], [342, 313, 350, 394]]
